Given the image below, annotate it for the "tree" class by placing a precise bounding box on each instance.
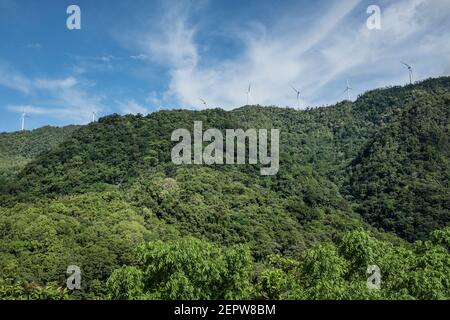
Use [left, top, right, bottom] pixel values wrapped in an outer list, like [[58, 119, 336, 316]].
[[107, 238, 254, 300]]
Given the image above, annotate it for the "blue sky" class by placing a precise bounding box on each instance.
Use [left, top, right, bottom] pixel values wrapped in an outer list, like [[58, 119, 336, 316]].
[[1, 0, 449, 132]]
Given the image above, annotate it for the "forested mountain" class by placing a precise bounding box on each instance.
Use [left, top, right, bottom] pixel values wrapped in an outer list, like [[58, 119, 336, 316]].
[[0, 125, 79, 183], [0, 77, 448, 300]]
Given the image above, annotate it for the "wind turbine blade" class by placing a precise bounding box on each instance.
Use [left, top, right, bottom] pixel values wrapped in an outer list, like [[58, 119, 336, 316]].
[[199, 98, 207, 107], [401, 61, 411, 69]]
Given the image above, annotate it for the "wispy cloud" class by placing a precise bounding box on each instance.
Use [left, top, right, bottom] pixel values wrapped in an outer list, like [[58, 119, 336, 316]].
[[34, 77, 78, 90], [6, 105, 83, 119], [0, 63, 32, 93], [130, 54, 149, 61], [118, 100, 149, 115], [67, 54, 125, 74], [130, 0, 450, 109], [25, 43, 42, 49], [1, 65, 105, 123]]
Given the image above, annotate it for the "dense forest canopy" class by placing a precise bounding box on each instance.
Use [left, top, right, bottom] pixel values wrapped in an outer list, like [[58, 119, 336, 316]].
[[0, 126, 79, 185], [0, 77, 449, 300]]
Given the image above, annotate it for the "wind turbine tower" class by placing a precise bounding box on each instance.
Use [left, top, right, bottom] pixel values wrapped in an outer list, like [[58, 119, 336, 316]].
[[21, 112, 26, 131], [344, 80, 353, 101], [401, 62, 413, 84], [92, 111, 97, 122], [246, 82, 252, 105]]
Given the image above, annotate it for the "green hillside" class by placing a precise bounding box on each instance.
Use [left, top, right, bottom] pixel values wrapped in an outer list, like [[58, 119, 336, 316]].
[[0, 78, 448, 300], [0, 125, 79, 183]]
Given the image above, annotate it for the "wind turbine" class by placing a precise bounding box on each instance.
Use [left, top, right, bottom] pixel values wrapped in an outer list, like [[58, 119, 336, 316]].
[[246, 82, 252, 105], [291, 86, 301, 109], [401, 62, 413, 84], [199, 98, 207, 108], [343, 80, 353, 101], [20, 111, 30, 131]]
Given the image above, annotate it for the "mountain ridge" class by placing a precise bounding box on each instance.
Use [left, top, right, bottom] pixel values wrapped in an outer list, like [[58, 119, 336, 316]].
[[1, 77, 449, 242]]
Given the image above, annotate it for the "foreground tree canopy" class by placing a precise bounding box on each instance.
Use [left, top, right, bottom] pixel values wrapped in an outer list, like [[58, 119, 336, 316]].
[[0, 77, 449, 300]]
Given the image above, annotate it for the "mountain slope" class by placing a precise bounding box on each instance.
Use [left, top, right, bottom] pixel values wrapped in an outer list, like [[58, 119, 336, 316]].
[[346, 78, 450, 241], [1, 78, 449, 242], [0, 125, 79, 183]]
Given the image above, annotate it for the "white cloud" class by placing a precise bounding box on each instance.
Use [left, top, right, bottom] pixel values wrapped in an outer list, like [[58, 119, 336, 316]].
[[67, 54, 124, 74], [0, 64, 32, 93], [118, 100, 149, 115], [137, 8, 198, 69], [133, 0, 362, 108], [132, 0, 450, 109], [5, 91, 104, 124], [25, 43, 43, 49], [5, 88, 104, 123], [0, 67, 104, 123], [130, 54, 149, 60], [7, 105, 71, 117], [34, 77, 78, 90]]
